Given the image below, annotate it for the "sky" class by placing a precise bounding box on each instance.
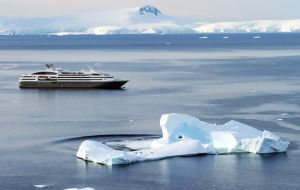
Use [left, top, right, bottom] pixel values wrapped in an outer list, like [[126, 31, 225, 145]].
[[0, 0, 300, 21]]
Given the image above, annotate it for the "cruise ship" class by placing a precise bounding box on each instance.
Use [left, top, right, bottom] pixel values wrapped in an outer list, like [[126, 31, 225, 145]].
[[19, 64, 128, 89]]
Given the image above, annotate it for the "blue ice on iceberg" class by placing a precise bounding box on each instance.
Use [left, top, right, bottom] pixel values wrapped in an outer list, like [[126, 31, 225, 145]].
[[76, 113, 289, 165]]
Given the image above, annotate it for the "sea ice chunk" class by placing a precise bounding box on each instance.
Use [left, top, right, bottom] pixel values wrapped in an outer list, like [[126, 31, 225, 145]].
[[76, 113, 289, 165], [64, 188, 94, 190], [76, 140, 139, 165], [33, 184, 52, 188]]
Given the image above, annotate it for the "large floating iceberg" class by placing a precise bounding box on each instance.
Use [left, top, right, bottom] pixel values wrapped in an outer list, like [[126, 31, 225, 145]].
[[76, 113, 289, 165]]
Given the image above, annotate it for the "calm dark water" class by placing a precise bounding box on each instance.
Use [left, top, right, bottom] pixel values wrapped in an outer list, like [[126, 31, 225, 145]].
[[1, 33, 300, 50], [0, 34, 299, 189]]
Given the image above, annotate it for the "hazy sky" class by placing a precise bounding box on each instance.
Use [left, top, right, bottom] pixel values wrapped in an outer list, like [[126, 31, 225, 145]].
[[0, 0, 299, 21]]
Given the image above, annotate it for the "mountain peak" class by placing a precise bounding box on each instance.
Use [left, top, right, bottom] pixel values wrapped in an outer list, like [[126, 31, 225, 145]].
[[139, 5, 161, 16]]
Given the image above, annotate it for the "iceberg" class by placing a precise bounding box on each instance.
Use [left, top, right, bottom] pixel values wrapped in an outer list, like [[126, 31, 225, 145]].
[[76, 113, 289, 165], [64, 188, 94, 190], [33, 184, 52, 188]]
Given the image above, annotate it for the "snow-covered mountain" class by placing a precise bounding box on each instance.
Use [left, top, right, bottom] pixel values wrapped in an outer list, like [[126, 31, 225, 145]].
[[82, 5, 196, 35], [195, 19, 300, 33], [0, 5, 300, 35]]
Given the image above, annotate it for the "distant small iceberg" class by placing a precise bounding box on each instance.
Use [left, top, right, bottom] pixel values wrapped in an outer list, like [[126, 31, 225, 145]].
[[199, 36, 208, 39], [33, 184, 52, 188], [223, 36, 229, 39], [64, 188, 94, 190], [76, 113, 289, 165], [253, 36, 261, 39], [0, 64, 19, 70]]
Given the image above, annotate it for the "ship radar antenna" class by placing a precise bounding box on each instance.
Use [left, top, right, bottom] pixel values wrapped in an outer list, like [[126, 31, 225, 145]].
[[87, 66, 96, 73], [46, 64, 56, 71]]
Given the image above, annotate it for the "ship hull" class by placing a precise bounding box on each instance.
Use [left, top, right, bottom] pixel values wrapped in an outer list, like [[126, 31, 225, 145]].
[[19, 80, 128, 89]]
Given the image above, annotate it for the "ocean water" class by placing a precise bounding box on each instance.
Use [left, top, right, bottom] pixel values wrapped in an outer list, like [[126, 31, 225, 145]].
[[0, 34, 300, 189]]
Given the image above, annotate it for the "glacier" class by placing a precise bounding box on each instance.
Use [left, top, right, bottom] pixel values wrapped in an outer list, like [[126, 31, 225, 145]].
[[194, 19, 300, 33], [76, 113, 289, 165], [1, 5, 300, 35]]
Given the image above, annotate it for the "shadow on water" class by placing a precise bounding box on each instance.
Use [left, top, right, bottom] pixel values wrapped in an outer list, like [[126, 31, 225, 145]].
[[53, 134, 161, 144]]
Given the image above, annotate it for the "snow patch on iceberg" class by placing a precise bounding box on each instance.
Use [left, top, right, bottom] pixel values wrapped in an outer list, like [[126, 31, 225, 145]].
[[76, 113, 289, 165]]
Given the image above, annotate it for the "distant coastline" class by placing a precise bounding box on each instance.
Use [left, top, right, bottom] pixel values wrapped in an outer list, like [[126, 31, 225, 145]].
[[1, 5, 300, 35]]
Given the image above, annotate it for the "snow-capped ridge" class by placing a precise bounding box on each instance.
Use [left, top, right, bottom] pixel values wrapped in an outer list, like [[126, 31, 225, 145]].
[[194, 19, 300, 33], [1, 5, 300, 35]]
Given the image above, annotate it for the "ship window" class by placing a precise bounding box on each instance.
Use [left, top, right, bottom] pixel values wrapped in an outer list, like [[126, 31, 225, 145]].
[[32, 71, 56, 75]]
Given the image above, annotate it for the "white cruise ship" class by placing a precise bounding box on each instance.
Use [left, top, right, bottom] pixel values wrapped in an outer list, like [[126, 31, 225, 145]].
[[19, 64, 128, 89]]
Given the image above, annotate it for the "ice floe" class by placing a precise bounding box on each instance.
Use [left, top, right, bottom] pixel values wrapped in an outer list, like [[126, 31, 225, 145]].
[[33, 184, 52, 188], [64, 188, 94, 190], [77, 113, 289, 165]]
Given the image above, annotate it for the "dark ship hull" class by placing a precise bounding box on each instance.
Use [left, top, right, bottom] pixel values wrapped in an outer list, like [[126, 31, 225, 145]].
[[19, 80, 128, 89]]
